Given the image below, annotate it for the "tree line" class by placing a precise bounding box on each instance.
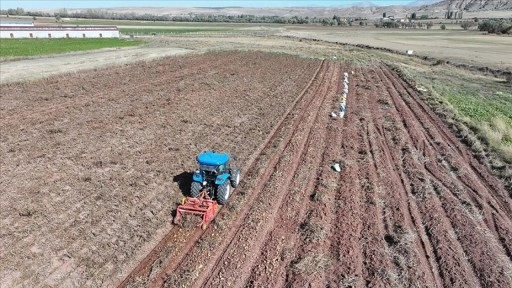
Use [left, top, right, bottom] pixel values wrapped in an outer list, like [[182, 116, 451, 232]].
[[3, 7, 510, 34], [2, 7, 368, 25]]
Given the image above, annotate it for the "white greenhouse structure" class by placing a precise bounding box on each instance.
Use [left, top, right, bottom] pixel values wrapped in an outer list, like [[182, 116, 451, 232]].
[[0, 26, 119, 39]]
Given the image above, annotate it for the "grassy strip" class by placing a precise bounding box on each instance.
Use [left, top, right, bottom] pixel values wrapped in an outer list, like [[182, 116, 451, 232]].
[[61, 20, 280, 28], [430, 78, 512, 161], [337, 40, 512, 164], [0, 38, 143, 57], [119, 28, 229, 35], [399, 64, 512, 164]]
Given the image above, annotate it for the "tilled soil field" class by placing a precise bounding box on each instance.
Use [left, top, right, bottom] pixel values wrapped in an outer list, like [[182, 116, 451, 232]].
[[1, 51, 511, 287], [0, 51, 320, 287]]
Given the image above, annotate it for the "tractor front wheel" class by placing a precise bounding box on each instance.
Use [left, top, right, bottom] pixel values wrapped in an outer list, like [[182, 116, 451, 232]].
[[216, 181, 231, 205], [190, 181, 202, 198], [230, 168, 240, 188]]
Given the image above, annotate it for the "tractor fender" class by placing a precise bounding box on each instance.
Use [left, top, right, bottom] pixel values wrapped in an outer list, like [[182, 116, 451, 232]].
[[192, 170, 203, 183], [215, 173, 230, 185]]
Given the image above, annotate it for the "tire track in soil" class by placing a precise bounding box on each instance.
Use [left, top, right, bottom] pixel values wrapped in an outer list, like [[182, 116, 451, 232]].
[[375, 65, 481, 288], [284, 66, 360, 287], [117, 60, 326, 288], [186, 61, 339, 288], [244, 62, 342, 288], [382, 68, 512, 259], [348, 68, 399, 287], [376, 65, 512, 287], [362, 67, 442, 287], [382, 67, 511, 217], [326, 69, 365, 287]]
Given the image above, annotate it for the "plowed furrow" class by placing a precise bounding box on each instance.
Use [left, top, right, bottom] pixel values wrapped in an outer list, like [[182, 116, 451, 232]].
[[362, 67, 437, 287], [196, 62, 339, 288], [117, 59, 326, 288], [245, 64, 342, 287], [328, 68, 364, 286], [377, 65, 512, 287], [280, 64, 342, 287], [346, 68, 395, 287]]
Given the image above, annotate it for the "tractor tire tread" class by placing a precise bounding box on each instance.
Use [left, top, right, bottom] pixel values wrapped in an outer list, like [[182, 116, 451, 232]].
[[216, 182, 230, 205], [190, 181, 202, 198]]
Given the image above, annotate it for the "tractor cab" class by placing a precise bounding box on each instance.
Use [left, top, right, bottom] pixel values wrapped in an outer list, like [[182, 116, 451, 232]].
[[191, 151, 240, 205], [193, 151, 230, 186]]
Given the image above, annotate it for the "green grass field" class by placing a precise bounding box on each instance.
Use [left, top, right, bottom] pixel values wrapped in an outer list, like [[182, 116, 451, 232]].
[[61, 20, 281, 28], [0, 38, 143, 57], [403, 64, 512, 163], [119, 28, 229, 35], [433, 78, 512, 160]]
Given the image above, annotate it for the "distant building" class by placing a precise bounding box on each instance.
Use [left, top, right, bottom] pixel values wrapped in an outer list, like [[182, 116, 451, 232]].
[[381, 16, 396, 23], [0, 26, 119, 39]]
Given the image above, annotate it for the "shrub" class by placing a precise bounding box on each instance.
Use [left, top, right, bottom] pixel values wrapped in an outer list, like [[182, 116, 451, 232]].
[[478, 19, 512, 34], [461, 21, 476, 30], [440, 24, 446, 30]]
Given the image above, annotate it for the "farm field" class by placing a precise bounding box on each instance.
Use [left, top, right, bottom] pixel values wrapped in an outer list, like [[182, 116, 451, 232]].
[[118, 28, 229, 35], [1, 49, 511, 287], [281, 26, 512, 69], [0, 38, 143, 58]]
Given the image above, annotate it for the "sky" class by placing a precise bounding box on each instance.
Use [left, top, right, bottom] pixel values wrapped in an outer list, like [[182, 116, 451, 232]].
[[1, 0, 413, 10]]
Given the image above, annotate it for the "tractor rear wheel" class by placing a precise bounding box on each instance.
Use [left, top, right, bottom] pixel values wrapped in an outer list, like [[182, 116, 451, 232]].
[[190, 181, 202, 198], [216, 181, 230, 205], [230, 168, 240, 188]]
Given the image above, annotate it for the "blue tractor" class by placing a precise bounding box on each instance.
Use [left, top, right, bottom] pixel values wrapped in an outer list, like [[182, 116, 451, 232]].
[[191, 151, 240, 205]]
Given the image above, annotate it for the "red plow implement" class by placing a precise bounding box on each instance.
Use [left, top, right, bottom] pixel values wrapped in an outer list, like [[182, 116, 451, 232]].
[[173, 191, 219, 229]]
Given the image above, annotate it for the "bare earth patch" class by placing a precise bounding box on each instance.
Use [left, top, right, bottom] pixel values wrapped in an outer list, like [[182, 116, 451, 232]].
[[0, 46, 192, 84]]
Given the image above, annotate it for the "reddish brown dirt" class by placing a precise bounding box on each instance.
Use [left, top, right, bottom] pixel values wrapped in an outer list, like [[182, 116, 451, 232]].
[[0, 51, 320, 287], [1, 51, 511, 288], [121, 60, 512, 288]]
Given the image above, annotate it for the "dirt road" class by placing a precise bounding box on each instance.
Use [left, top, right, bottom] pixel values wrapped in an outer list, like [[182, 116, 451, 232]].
[[0, 46, 192, 84]]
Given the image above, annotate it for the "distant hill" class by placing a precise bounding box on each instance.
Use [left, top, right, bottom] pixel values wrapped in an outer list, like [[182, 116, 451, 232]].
[[430, 0, 512, 11], [414, 0, 512, 17], [37, 0, 511, 20]]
